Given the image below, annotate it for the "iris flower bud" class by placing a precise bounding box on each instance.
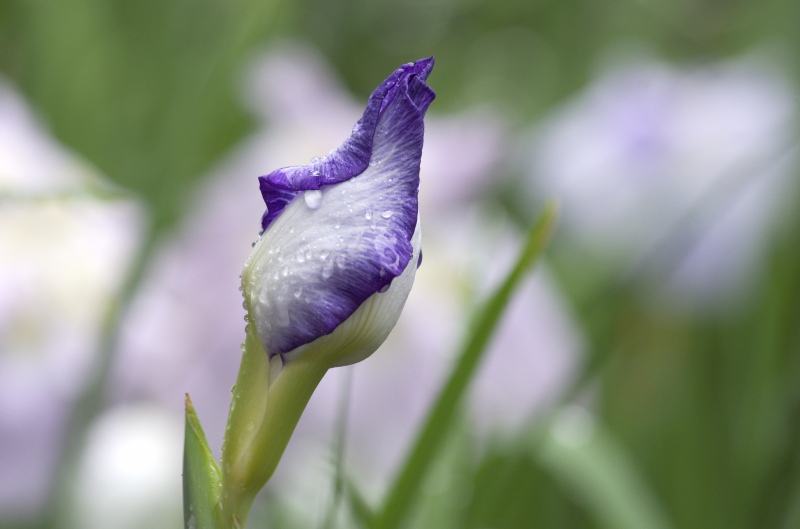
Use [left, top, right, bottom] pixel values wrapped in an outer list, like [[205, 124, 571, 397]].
[[219, 58, 435, 527], [242, 57, 434, 368]]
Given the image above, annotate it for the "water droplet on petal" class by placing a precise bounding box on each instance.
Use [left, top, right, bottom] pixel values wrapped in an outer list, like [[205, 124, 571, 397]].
[[304, 190, 322, 209], [379, 284, 390, 293], [322, 260, 335, 280], [381, 210, 394, 218], [294, 288, 303, 298], [320, 250, 330, 260], [365, 208, 373, 220]]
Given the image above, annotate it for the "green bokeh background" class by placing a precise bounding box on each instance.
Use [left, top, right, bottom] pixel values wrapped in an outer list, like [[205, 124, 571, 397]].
[[2, 0, 800, 528]]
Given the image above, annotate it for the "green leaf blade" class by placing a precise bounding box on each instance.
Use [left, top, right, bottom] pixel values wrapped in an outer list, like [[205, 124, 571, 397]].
[[374, 202, 559, 529], [536, 407, 672, 529], [184, 394, 223, 529]]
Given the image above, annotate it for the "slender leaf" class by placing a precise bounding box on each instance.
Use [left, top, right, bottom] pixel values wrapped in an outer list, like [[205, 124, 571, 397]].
[[374, 202, 559, 529], [184, 394, 223, 529], [345, 476, 377, 528]]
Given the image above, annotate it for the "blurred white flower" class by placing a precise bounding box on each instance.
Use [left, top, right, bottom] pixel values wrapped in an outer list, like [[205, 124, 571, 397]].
[[0, 78, 142, 519], [112, 42, 580, 522], [526, 50, 797, 309], [70, 404, 183, 529]]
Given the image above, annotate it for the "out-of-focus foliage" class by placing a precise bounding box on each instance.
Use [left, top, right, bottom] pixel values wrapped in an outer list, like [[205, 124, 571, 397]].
[[2, 0, 800, 528], [0, 0, 296, 230]]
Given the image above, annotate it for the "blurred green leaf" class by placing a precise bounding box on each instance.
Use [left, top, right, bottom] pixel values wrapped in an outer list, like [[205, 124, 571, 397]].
[[344, 476, 376, 528], [536, 407, 672, 529], [1, 0, 296, 232], [373, 201, 558, 529]]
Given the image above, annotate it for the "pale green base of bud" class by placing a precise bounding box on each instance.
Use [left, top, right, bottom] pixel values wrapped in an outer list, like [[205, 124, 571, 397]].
[[219, 322, 328, 528]]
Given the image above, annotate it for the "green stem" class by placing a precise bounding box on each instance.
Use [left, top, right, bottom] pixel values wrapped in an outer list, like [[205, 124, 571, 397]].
[[220, 327, 328, 528], [322, 367, 354, 529]]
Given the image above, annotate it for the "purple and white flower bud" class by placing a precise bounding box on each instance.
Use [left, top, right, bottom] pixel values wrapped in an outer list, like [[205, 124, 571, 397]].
[[242, 58, 435, 368]]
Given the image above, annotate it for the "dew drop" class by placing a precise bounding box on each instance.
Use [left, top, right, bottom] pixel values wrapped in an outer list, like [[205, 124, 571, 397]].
[[381, 210, 394, 218], [320, 250, 330, 260], [365, 208, 373, 220], [322, 260, 335, 280], [294, 288, 303, 298], [304, 190, 323, 209]]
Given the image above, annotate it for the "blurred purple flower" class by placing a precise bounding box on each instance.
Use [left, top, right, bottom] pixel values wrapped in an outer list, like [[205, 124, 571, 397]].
[[526, 50, 797, 309]]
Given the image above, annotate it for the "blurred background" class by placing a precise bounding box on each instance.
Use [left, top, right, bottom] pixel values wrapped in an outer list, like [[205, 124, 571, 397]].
[[1, 0, 800, 528]]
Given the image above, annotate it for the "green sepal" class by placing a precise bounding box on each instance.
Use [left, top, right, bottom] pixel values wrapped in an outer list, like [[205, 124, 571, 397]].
[[219, 324, 328, 526], [183, 394, 224, 529]]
